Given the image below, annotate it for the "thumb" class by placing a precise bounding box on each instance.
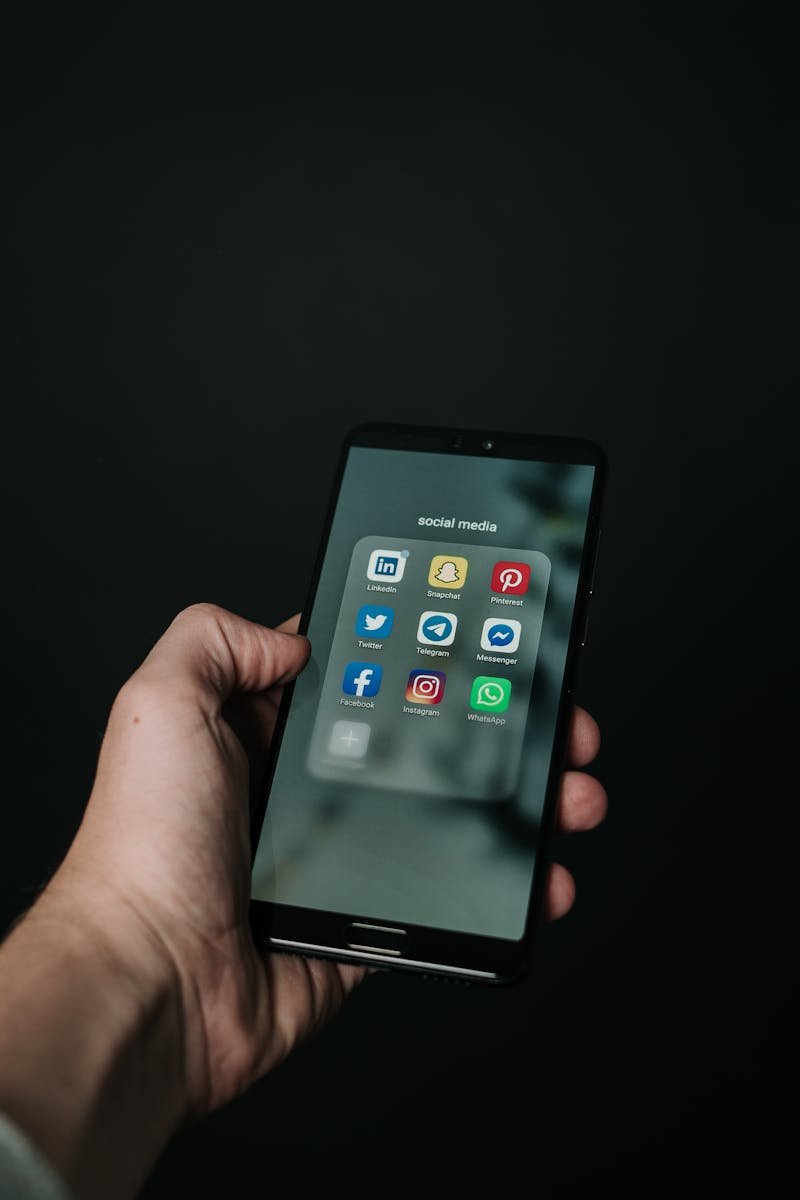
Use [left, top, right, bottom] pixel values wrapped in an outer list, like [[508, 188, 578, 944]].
[[135, 603, 311, 704]]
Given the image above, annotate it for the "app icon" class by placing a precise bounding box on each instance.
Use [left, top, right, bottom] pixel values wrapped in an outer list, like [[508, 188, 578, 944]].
[[328, 720, 371, 758], [355, 605, 394, 638], [491, 561, 530, 595], [470, 676, 512, 713], [406, 669, 446, 705], [417, 611, 458, 646], [480, 618, 522, 653], [342, 662, 383, 698], [428, 554, 468, 589], [367, 548, 408, 583]]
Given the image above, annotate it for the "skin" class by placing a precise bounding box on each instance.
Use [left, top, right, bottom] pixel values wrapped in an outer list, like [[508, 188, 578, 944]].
[[0, 604, 606, 1200]]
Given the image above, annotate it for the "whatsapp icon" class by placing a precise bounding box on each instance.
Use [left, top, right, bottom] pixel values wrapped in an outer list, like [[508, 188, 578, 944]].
[[470, 676, 512, 713]]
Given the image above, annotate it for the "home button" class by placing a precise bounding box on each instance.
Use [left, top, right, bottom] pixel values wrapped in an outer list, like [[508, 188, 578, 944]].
[[344, 922, 408, 956]]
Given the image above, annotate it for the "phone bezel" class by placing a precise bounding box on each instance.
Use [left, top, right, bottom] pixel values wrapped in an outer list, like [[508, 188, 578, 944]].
[[249, 423, 605, 984]]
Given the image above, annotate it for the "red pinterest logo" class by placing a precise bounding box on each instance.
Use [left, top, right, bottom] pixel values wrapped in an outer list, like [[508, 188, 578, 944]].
[[491, 561, 531, 595]]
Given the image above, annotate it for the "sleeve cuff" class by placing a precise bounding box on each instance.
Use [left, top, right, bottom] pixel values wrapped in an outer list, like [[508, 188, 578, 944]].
[[0, 1111, 72, 1200]]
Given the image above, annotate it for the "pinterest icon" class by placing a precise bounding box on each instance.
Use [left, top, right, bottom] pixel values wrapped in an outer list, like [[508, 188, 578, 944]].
[[491, 561, 531, 596]]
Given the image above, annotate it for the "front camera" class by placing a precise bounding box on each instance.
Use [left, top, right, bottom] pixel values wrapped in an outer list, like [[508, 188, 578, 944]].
[[481, 439, 494, 451]]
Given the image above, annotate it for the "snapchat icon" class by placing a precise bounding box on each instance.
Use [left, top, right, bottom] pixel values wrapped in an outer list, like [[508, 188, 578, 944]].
[[428, 554, 469, 589]]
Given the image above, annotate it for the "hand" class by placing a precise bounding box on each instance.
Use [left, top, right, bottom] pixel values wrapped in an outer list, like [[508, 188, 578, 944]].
[[0, 604, 605, 1200], [68, 600, 605, 1093]]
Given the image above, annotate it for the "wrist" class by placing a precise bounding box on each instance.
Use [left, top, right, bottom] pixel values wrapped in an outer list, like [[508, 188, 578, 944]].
[[0, 873, 189, 1200]]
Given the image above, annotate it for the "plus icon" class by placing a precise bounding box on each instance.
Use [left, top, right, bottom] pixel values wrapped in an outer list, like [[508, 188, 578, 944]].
[[328, 721, 371, 759]]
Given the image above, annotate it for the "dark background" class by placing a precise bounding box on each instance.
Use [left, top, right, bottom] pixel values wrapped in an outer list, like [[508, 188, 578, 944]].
[[2, 5, 793, 1194]]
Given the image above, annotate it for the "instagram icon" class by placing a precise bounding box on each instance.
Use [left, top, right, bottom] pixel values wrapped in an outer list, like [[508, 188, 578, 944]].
[[406, 669, 446, 706]]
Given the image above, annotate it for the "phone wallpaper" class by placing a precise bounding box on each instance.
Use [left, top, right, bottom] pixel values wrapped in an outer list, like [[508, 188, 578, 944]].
[[252, 448, 594, 939]]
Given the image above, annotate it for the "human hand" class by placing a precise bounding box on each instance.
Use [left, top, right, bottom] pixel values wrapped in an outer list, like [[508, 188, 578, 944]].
[[0, 604, 604, 1199], [57, 603, 606, 1107]]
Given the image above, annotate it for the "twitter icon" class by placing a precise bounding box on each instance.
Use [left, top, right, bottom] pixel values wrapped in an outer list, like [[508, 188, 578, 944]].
[[355, 605, 394, 639]]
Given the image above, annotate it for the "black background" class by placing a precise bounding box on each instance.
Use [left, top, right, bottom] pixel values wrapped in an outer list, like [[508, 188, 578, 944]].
[[2, 5, 793, 1194]]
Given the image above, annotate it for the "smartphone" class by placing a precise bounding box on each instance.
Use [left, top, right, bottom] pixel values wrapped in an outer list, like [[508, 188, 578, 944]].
[[250, 423, 604, 984]]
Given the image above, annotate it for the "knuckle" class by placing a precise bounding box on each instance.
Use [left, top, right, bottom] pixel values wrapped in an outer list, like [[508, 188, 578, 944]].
[[173, 601, 225, 627], [111, 675, 156, 720], [112, 673, 198, 723]]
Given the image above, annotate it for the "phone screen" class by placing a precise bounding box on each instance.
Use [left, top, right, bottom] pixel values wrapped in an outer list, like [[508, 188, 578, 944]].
[[252, 444, 596, 941]]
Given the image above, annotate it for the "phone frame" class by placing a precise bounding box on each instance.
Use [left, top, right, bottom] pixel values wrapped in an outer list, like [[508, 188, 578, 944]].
[[249, 423, 605, 984]]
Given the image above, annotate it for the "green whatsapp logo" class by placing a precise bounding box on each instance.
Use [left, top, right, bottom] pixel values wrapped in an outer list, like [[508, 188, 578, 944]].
[[470, 676, 511, 713]]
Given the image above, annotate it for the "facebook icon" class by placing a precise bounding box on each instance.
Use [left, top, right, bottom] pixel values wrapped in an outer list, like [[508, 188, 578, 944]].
[[341, 661, 383, 698]]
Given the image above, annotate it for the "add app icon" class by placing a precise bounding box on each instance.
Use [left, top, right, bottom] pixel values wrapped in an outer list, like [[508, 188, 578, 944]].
[[328, 721, 371, 758]]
